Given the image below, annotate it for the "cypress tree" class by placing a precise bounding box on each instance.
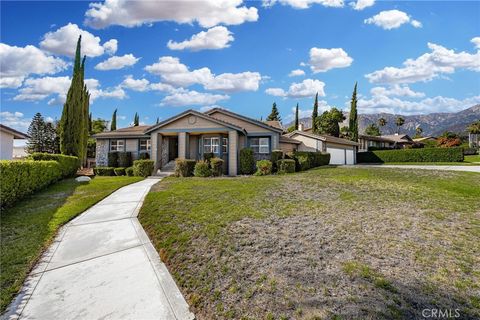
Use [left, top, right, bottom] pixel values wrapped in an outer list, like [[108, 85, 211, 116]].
[[111, 109, 117, 131], [133, 112, 139, 126], [312, 92, 319, 133], [156, 117, 159, 124], [266, 102, 281, 121], [294, 103, 299, 130], [349, 82, 358, 142], [59, 35, 89, 163], [88, 112, 92, 134], [27, 112, 46, 153]]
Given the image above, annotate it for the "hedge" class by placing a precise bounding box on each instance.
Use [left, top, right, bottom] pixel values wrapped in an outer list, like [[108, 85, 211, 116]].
[[277, 159, 295, 174], [240, 148, 255, 175], [139, 152, 150, 160], [254, 160, 272, 176], [117, 152, 132, 167], [286, 151, 330, 171], [114, 167, 126, 176], [108, 152, 118, 167], [270, 150, 283, 172], [133, 159, 154, 177], [126, 167, 134, 176], [203, 152, 214, 163], [0, 160, 62, 208], [357, 147, 464, 163], [175, 159, 196, 177], [194, 160, 211, 177], [28, 153, 79, 178], [210, 158, 224, 177], [94, 167, 115, 176]]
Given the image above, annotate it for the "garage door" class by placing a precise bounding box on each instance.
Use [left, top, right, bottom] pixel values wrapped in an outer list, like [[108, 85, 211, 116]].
[[326, 147, 355, 165]]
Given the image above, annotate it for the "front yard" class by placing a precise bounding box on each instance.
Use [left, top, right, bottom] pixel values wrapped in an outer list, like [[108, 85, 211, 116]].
[[0, 176, 142, 312], [139, 167, 480, 319]]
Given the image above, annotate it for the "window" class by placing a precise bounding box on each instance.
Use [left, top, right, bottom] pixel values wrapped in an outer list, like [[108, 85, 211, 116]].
[[139, 139, 151, 151], [250, 137, 269, 154], [110, 140, 124, 151], [203, 137, 220, 153], [222, 137, 228, 153]]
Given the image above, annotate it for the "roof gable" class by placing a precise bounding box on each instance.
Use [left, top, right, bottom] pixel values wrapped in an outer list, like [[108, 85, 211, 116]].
[[205, 108, 284, 133]]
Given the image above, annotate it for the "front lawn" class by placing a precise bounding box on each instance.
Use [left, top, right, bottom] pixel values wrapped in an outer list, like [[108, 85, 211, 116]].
[[139, 167, 480, 319], [465, 154, 480, 163], [0, 176, 142, 312]]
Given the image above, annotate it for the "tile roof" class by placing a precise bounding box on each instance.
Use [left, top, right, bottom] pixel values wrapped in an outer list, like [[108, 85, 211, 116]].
[[286, 130, 359, 146], [92, 125, 151, 138], [0, 124, 30, 139]]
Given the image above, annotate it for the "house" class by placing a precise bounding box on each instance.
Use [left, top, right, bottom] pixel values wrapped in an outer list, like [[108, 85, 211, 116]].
[[413, 136, 436, 143], [358, 133, 417, 152], [285, 130, 358, 165], [0, 124, 29, 160]]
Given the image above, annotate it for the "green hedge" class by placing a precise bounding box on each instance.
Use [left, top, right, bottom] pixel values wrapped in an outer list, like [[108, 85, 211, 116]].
[[210, 158, 224, 177], [28, 153, 79, 178], [270, 150, 283, 172], [194, 160, 211, 177], [114, 167, 126, 176], [254, 160, 272, 176], [240, 148, 255, 175], [94, 167, 115, 176], [126, 167, 134, 176], [277, 159, 296, 174], [0, 160, 62, 208], [117, 152, 132, 167], [108, 152, 118, 167], [175, 159, 196, 177], [357, 147, 464, 163], [133, 160, 154, 177], [286, 151, 330, 171]]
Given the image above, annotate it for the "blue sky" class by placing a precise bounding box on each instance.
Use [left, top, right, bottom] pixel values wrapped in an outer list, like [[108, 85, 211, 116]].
[[1, 0, 479, 133]]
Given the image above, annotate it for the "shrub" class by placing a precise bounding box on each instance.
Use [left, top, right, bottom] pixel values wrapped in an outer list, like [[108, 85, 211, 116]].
[[139, 152, 150, 160], [0, 160, 62, 208], [114, 167, 126, 176], [28, 153, 79, 178], [254, 160, 272, 176], [108, 152, 118, 167], [117, 152, 132, 167], [277, 159, 296, 174], [203, 152, 214, 163], [313, 152, 330, 166], [463, 148, 478, 155], [357, 147, 464, 163], [239, 148, 255, 175], [210, 157, 224, 177], [94, 167, 115, 176], [295, 152, 311, 171], [194, 160, 211, 177], [175, 159, 196, 177], [133, 160, 154, 177], [125, 167, 134, 176], [286, 151, 330, 171], [270, 150, 283, 172]]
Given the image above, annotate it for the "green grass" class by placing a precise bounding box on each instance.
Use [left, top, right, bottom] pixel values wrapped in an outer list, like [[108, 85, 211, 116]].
[[465, 154, 480, 163], [0, 176, 142, 312], [373, 161, 478, 166], [139, 167, 480, 319]]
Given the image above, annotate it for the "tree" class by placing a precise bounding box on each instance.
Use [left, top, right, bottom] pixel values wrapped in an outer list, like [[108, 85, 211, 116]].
[[88, 112, 92, 133], [91, 118, 107, 134], [348, 82, 358, 142], [266, 102, 281, 121], [467, 120, 480, 134], [133, 112, 139, 126], [294, 103, 299, 130], [414, 126, 423, 138], [312, 93, 319, 133], [378, 117, 387, 134], [44, 121, 59, 153], [437, 131, 461, 148], [395, 116, 405, 134], [316, 107, 346, 137], [111, 109, 117, 131], [59, 35, 90, 164], [156, 117, 160, 124], [365, 123, 381, 136], [27, 113, 47, 153]]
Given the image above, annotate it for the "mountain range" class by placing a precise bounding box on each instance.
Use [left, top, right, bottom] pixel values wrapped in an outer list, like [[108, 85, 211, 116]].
[[290, 105, 480, 137]]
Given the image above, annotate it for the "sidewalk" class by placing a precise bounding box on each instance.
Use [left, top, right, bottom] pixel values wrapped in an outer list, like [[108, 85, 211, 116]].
[[4, 178, 194, 320]]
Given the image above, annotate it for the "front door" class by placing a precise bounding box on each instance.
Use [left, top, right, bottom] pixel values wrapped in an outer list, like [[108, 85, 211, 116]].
[[168, 137, 178, 161]]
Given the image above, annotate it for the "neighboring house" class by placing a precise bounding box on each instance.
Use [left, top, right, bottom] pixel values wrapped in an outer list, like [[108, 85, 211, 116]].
[[13, 146, 28, 159], [0, 124, 29, 160], [413, 136, 436, 143], [358, 133, 417, 152], [285, 130, 359, 165]]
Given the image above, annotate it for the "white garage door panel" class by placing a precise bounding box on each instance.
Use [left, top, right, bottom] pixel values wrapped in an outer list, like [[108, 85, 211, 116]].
[[327, 147, 345, 165], [346, 150, 355, 165]]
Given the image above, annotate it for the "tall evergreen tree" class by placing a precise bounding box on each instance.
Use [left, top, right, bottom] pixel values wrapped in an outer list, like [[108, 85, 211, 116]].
[[111, 109, 117, 131], [133, 112, 139, 126], [266, 102, 281, 121], [312, 93, 319, 133], [88, 112, 92, 134], [316, 108, 346, 137], [59, 35, 89, 163], [349, 82, 358, 142], [294, 103, 299, 130], [27, 113, 47, 153], [156, 117, 160, 124]]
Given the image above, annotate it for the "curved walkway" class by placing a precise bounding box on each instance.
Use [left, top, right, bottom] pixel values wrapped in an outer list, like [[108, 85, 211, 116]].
[[4, 177, 194, 320], [355, 164, 480, 173]]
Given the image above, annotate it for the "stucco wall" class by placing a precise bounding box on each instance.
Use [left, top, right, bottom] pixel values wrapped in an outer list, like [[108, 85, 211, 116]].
[[0, 131, 14, 160], [209, 111, 274, 133], [95, 139, 109, 166], [291, 134, 322, 152]]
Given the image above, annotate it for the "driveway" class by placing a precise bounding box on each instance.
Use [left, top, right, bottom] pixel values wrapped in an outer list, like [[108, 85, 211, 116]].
[[355, 164, 480, 173], [4, 178, 194, 320]]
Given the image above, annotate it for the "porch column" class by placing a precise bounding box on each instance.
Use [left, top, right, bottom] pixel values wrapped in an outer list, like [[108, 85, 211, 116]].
[[178, 132, 187, 159], [228, 130, 238, 176], [151, 132, 162, 171]]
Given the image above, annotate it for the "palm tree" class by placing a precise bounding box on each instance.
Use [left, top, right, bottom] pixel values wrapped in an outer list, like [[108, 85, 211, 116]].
[[378, 117, 387, 135], [395, 116, 405, 134], [415, 126, 423, 138]]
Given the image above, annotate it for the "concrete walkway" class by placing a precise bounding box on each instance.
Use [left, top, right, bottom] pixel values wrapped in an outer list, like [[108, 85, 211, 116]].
[[356, 164, 480, 173], [4, 178, 194, 320]]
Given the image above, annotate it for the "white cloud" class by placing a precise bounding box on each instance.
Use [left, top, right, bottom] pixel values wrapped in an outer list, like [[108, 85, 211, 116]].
[[160, 89, 229, 107], [119, 75, 176, 93], [40, 23, 117, 57], [85, 0, 258, 29], [265, 79, 326, 98], [199, 105, 224, 112], [95, 54, 140, 70], [289, 69, 305, 77], [0, 111, 31, 132], [263, 0, 344, 9], [308, 47, 353, 73], [349, 0, 374, 10], [365, 42, 480, 84], [167, 26, 234, 51], [0, 43, 67, 88], [471, 37, 480, 49], [370, 85, 425, 98], [364, 10, 421, 30], [145, 56, 261, 92]]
